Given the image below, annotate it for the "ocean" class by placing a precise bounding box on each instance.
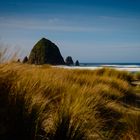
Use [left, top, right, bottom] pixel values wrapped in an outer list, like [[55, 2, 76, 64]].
[[80, 63, 140, 68]]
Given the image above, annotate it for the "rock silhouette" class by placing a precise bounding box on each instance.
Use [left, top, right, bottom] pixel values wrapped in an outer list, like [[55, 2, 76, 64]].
[[65, 56, 74, 66], [75, 60, 80, 66], [28, 38, 65, 65], [22, 56, 28, 63]]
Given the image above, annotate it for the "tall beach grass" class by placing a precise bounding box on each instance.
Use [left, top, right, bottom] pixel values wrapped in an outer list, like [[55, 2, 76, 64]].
[[0, 58, 140, 140]]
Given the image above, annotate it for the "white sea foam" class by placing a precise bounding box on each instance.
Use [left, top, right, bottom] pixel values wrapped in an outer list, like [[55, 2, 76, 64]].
[[53, 65, 140, 72]]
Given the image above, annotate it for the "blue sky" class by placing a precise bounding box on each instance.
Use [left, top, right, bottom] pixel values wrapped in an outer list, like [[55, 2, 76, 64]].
[[0, 0, 140, 63]]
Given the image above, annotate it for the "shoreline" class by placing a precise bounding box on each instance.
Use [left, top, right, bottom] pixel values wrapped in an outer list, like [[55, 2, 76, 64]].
[[53, 65, 140, 72]]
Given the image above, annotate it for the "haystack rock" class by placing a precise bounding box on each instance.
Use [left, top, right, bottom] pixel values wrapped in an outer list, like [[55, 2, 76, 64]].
[[28, 38, 65, 65]]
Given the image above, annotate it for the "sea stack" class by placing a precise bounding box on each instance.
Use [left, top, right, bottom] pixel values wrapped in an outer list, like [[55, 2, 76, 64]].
[[28, 38, 65, 65], [65, 56, 74, 66], [75, 60, 80, 66]]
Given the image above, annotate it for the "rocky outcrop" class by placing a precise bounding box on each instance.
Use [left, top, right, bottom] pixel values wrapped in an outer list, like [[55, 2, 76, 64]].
[[22, 56, 28, 63], [28, 38, 65, 65], [65, 56, 74, 66], [75, 60, 80, 66]]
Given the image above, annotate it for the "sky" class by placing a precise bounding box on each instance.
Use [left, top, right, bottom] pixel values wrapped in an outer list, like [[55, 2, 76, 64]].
[[0, 0, 140, 63]]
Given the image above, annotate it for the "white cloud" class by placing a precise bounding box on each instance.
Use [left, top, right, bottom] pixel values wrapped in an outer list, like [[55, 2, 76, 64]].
[[0, 17, 117, 32]]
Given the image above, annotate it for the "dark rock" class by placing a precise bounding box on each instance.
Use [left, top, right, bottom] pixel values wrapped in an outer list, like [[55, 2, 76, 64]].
[[28, 38, 65, 65], [17, 59, 20, 63], [22, 56, 28, 63], [75, 60, 80, 66], [65, 56, 74, 66]]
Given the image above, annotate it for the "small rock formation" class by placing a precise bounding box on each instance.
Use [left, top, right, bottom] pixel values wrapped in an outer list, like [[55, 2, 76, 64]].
[[17, 59, 20, 63], [28, 38, 65, 65], [65, 56, 74, 66], [22, 56, 28, 63], [75, 60, 80, 66]]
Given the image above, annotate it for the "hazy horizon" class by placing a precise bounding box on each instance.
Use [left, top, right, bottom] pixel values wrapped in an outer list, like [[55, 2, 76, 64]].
[[0, 0, 140, 63]]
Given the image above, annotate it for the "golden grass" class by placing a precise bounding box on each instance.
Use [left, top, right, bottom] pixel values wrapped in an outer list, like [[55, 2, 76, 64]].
[[0, 62, 140, 140], [135, 72, 140, 80]]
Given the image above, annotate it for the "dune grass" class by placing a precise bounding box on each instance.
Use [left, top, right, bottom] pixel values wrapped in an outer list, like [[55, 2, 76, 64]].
[[135, 72, 140, 80], [0, 62, 140, 140]]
